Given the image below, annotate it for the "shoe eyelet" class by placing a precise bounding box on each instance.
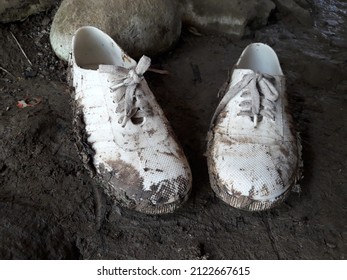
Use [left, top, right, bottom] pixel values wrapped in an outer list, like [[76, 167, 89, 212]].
[[250, 114, 263, 123], [131, 116, 145, 126]]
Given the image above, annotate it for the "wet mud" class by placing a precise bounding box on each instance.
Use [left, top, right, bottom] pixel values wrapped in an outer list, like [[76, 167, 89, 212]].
[[0, 0, 346, 259]]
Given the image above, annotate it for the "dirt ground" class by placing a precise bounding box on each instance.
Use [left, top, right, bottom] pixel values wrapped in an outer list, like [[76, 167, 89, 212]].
[[0, 0, 346, 259]]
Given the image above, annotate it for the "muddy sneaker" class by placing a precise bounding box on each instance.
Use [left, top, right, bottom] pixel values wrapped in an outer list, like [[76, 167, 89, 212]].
[[69, 26, 192, 214], [207, 43, 302, 211]]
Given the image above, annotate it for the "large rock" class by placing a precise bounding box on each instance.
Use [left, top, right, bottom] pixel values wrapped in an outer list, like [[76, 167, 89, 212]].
[[272, 0, 313, 26], [50, 0, 181, 61], [178, 0, 275, 37], [0, 0, 54, 23]]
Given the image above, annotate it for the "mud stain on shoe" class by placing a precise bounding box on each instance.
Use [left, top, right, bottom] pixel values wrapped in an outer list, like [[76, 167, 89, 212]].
[[230, 187, 242, 197], [121, 52, 132, 64], [106, 159, 144, 188], [248, 186, 256, 198], [147, 128, 157, 137], [72, 102, 97, 176], [234, 195, 253, 209], [149, 175, 189, 205], [279, 145, 290, 158], [219, 137, 233, 146], [261, 184, 270, 196], [217, 110, 228, 122]]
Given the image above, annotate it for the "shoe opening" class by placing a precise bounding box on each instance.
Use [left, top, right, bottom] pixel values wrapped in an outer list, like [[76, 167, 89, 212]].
[[73, 26, 134, 70], [236, 43, 283, 75]]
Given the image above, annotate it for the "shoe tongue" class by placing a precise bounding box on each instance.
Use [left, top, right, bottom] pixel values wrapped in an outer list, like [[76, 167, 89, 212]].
[[98, 64, 118, 74]]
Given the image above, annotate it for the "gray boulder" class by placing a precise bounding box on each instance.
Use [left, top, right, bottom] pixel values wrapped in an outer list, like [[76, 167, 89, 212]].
[[0, 0, 54, 23], [50, 0, 181, 61], [272, 0, 313, 26], [178, 0, 276, 37]]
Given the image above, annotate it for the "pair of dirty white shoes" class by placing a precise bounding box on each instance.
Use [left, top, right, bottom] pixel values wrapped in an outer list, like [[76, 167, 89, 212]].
[[69, 26, 302, 214]]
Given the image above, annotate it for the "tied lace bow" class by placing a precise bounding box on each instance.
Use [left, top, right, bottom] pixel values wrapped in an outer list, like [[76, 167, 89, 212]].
[[109, 55, 151, 127], [212, 72, 280, 128]]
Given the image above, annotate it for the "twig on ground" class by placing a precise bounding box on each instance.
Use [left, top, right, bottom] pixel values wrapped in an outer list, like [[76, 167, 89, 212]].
[[10, 31, 33, 66], [148, 68, 170, 75], [0, 66, 15, 79], [188, 26, 203, 36]]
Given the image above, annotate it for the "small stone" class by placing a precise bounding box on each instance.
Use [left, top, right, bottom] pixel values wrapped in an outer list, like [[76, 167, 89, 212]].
[[42, 16, 50, 26], [112, 205, 122, 216], [50, 0, 181, 61], [24, 67, 37, 78]]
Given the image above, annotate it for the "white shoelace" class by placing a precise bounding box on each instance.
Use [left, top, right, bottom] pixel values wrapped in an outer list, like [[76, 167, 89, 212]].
[[109, 55, 151, 127], [238, 73, 279, 127], [211, 72, 280, 128]]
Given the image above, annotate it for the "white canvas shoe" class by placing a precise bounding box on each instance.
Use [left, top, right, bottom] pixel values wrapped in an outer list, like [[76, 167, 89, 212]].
[[207, 43, 302, 211], [68, 26, 192, 214]]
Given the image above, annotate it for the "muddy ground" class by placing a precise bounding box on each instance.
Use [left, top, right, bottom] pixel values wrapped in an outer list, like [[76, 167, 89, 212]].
[[0, 0, 346, 259]]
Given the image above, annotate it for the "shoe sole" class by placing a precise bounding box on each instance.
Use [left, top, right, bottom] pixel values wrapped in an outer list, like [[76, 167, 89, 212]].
[[207, 134, 303, 211], [208, 166, 292, 211], [102, 179, 191, 215]]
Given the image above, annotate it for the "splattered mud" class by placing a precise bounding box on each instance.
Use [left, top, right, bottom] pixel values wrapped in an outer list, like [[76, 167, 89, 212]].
[[0, 0, 346, 259]]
